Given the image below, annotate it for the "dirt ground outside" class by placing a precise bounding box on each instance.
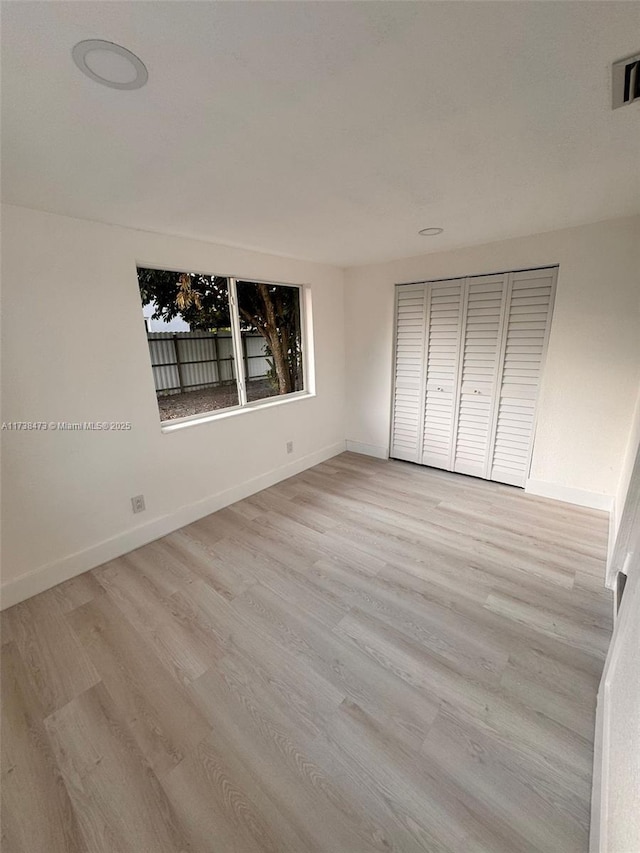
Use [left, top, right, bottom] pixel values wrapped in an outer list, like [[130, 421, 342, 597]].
[[157, 379, 278, 421]]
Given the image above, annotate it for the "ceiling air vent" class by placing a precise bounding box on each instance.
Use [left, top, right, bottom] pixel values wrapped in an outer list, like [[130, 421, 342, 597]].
[[612, 52, 640, 109]]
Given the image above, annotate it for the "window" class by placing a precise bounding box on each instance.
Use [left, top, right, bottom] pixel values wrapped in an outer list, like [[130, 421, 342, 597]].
[[137, 267, 306, 424]]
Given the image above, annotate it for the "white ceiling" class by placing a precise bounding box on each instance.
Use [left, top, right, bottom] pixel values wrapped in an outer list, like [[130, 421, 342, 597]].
[[2, 1, 639, 267]]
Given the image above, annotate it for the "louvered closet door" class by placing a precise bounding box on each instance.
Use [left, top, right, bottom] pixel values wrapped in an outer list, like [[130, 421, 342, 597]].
[[390, 284, 427, 462], [453, 274, 508, 478], [421, 280, 464, 469], [490, 268, 557, 487]]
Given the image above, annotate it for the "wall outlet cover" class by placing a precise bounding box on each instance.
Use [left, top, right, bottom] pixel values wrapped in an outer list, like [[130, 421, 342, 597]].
[[131, 494, 146, 513]]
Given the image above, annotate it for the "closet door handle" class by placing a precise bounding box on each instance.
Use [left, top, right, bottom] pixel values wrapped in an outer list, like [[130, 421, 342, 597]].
[[473, 389, 481, 395], [436, 386, 444, 392]]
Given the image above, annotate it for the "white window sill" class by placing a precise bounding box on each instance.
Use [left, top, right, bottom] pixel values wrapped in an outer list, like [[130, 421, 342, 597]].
[[160, 390, 315, 433]]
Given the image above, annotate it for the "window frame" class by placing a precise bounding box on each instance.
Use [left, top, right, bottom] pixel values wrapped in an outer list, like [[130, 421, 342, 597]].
[[136, 264, 312, 432]]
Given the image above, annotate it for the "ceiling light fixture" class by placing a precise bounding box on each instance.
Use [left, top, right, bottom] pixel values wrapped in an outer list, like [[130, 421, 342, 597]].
[[418, 227, 444, 237], [72, 39, 148, 90]]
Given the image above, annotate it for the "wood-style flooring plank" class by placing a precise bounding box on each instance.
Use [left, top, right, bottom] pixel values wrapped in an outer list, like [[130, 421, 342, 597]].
[[1, 452, 613, 852], [420, 708, 590, 852], [185, 658, 399, 853], [1, 642, 84, 853], [2, 593, 100, 716], [93, 555, 222, 683], [43, 683, 190, 853], [335, 605, 594, 783], [67, 594, 212, 776]]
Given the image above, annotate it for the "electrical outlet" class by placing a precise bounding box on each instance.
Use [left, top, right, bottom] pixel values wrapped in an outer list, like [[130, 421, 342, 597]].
[[131, 494, 146, 514], [286, 440, 294, 454]]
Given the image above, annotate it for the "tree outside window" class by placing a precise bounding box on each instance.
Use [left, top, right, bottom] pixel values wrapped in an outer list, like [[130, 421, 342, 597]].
[[137, 267, 305, 422]]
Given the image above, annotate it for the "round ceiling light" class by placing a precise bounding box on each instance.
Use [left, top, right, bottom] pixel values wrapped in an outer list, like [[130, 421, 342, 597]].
[[72, 40, 148, 90], [418, 227, 444, 237]]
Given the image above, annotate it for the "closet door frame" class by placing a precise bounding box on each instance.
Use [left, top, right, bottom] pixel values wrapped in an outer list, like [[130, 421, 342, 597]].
[[390, 266, 558, 488]]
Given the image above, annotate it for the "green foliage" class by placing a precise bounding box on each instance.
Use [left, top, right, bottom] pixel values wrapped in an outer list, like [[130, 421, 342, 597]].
[[137, 268, 230, 330], [138, 268, 303, 394]]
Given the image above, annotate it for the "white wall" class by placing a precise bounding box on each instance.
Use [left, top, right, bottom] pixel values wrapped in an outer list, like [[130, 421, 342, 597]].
[[606, 386, 640, 573], [613, 387, 640, 538], [602, 568, 640, 853], [0, 205, 346, 607], [590, 444, 640, 853], [345, 216, 640, 508], [2, 208, 639, 609]]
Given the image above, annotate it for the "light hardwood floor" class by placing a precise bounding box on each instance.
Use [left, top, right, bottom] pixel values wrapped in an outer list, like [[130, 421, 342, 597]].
[[1, 452, 613, 853]]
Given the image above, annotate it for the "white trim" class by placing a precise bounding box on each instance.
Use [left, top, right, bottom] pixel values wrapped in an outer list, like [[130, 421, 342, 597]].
[[346, 440, 389, 460], [590, 549, 640, 852], [161, 390, 314, 432], [525, 478, 614, 511], [228, 277, 247, 406], [0, 440, 346, 610], [606, 500, 617, 581], [606, 440, 640, 587], [137, 259, 310, 290], [299, 284, 314, 396]]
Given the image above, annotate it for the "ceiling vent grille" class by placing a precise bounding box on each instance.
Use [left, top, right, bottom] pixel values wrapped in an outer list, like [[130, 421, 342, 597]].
[[612, 53, 640, 109]]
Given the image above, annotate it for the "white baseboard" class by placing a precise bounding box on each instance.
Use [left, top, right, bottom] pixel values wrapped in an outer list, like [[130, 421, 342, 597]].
[[345, 440, 389, 460], [0, 440, 346, 610], [525, 479, 614, 512]]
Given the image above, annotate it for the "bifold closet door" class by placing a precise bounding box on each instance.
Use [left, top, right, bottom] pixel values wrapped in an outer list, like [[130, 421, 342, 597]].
[[452, 274, 507, 478], [391, 266, 556, 487], [390, 283, 427, 462], [421, 280, 464, 469], [489, 268, 556, 487]]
